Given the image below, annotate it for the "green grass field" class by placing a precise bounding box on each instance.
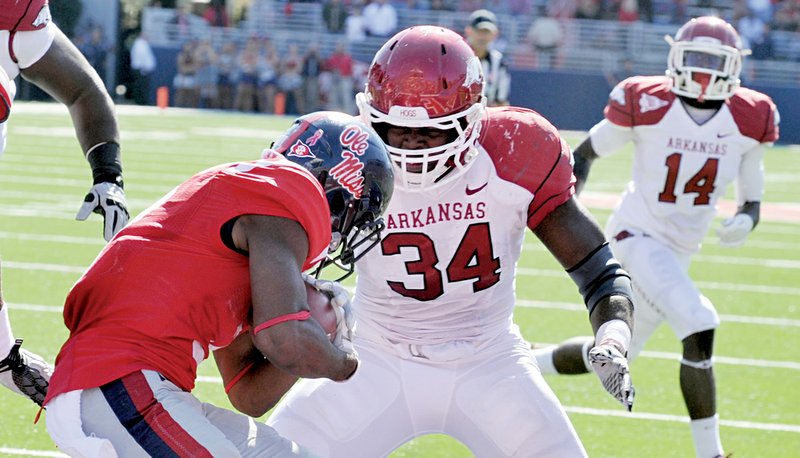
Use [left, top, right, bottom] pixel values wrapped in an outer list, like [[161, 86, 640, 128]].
[[1, 103, 798, 457]]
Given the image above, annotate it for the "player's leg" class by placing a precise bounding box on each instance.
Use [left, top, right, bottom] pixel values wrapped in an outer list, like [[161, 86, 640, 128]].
[[49, 370, 306, 457], [450, 329, 587, 457], [0, 260, 51, 406], [267, 336, 417, 458], [681, 327, 723, 458], [612, 233, 723, 457]]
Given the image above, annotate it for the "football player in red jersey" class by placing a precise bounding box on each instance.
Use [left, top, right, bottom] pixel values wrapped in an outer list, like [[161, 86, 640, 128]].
[[531, 16, 779, 458], [0, 0, 128, 407], [267, 26, 635, 457], [43, 112, 394, 457]]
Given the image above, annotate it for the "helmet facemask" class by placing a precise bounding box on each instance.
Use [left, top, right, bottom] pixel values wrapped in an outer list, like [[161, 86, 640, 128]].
[[357, 92, 485, 191], [316, 186, 386, 281], [667, 39, 742, 101]]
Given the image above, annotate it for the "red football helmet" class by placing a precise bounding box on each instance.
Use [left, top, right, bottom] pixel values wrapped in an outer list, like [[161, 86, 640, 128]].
[[356, 25, 486, 191], [665, 16, 745, 101]]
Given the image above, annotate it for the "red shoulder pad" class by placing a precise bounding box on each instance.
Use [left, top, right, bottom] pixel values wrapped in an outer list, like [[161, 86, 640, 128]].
[[480, 107, 575, 229], [728, 88, 780, 143], [604, 75, 675, 127]]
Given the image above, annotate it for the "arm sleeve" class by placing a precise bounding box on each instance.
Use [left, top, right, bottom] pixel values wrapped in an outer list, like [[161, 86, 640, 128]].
[[589, 119, 634, 157], [736, 144, 765, 205]]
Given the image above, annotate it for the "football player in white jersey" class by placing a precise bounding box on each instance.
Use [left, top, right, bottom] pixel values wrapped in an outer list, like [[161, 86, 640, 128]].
[[0, 0, 129, 408], [267, 26, 635, 457], [531, 16, 779, 458]]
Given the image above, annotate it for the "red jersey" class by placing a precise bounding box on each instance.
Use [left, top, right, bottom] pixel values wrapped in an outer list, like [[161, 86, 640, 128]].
[[45, 155, 331, 403], [0, 0, 50, 31]]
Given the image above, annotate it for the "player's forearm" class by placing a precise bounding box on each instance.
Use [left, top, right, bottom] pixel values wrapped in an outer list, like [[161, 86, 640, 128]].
[[589, 295, 634, 336], [227, 359, 299, 417], [571, 138, 598, 195], [254, 321, 357, 381]]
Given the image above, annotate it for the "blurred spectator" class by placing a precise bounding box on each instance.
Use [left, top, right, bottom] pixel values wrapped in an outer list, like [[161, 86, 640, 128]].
[[508, 0, 535, 15], [279, 43, 305, 114], [302, 44, 324, 112], [548, 0, 578, 19], [130, 31, 157, 105], [464, 9, 511, 106], [618, 0, 639, 22], [363, 0, 398, 37], [750, 22, 775, 60], [527, 7, 564, 69], [174, 40, 199, 108], [456, 0, 484, 12], [234, 37, 260, 112], [323, 0, 348, 33], [638, 0, 653, 22], [747, 0, 773, 23], [738, 9, 767, 50], [203, 0, 230, 27], [79, 25, 111, 87], [325, 40, 355, 114], [345, 6, 366, 42], [575, 0, 602, 19], [670, 0, 688, 25], [429, 0, 455, 11], [257, 39, 280, 113], [195, 39, 219, 108], [773, 0, 800, 32], [216, 40, 239, 110], [169, 4, 193, 40]]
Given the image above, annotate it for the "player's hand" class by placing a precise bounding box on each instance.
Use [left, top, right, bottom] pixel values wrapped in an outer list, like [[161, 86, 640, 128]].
[[716, 213, 754, 248], [75, 182, 130, 242], [301, 275, 356, 354], [589, 344, 635, 411]]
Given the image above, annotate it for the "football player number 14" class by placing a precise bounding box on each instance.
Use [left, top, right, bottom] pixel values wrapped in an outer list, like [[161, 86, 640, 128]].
[[381, 222, 501, 301], [658, 152, 719, 205]]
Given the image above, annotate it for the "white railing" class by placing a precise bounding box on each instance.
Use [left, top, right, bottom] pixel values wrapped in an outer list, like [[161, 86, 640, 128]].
[[141, 1, 800, 85]]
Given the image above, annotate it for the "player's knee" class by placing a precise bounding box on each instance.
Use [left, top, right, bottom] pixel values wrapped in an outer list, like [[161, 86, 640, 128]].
[[553, 336, 594, 374], [682, 328, 715, 362]]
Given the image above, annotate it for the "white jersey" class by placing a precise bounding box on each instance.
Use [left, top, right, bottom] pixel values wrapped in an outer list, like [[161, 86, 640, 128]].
[[353, 106, 575, 347], [592, 75, 779, 253]]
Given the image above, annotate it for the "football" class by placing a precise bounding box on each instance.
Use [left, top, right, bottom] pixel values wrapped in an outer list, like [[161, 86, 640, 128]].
[[305, 281, 337, 339]]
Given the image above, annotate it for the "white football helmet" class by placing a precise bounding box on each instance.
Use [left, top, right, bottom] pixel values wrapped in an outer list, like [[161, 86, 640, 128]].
[[357, 26, 486, 191], [665, 16, 746, 101]]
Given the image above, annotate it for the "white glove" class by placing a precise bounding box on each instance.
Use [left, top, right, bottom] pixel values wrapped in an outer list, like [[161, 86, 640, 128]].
[[75, 182, 130, 242], [589, 344, 635, 411], [301, 274, 356, 355], [716, 213, 754, 248]]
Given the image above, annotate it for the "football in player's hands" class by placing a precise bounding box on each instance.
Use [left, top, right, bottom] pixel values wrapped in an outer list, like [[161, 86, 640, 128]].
[[305, 281, 337, 339]]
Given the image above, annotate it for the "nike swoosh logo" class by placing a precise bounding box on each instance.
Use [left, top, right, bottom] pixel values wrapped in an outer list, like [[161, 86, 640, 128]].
[[465, 183, 488, 196], [717, 132, 733, 138]]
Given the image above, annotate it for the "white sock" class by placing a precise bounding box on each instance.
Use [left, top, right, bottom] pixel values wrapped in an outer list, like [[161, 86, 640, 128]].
[[0, 306, 16, 359], [690, 414, 723, 458], [532, 346, 558, 374]]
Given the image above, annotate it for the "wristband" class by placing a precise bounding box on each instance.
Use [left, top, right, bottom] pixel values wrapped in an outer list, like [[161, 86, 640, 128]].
[[595, 319, 632, 355], [253, 310, 311, 334], [224, 361, 255, 393], [86, 142, 124, 187]]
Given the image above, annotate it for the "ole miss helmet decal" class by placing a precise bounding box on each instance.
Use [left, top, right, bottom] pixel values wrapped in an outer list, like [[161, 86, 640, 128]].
[[330, 124, 369, 198], [287, 140, 315, 158]]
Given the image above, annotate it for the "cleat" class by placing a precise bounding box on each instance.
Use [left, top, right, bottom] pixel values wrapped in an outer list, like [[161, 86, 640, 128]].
[[0, 339, 52, 406]]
